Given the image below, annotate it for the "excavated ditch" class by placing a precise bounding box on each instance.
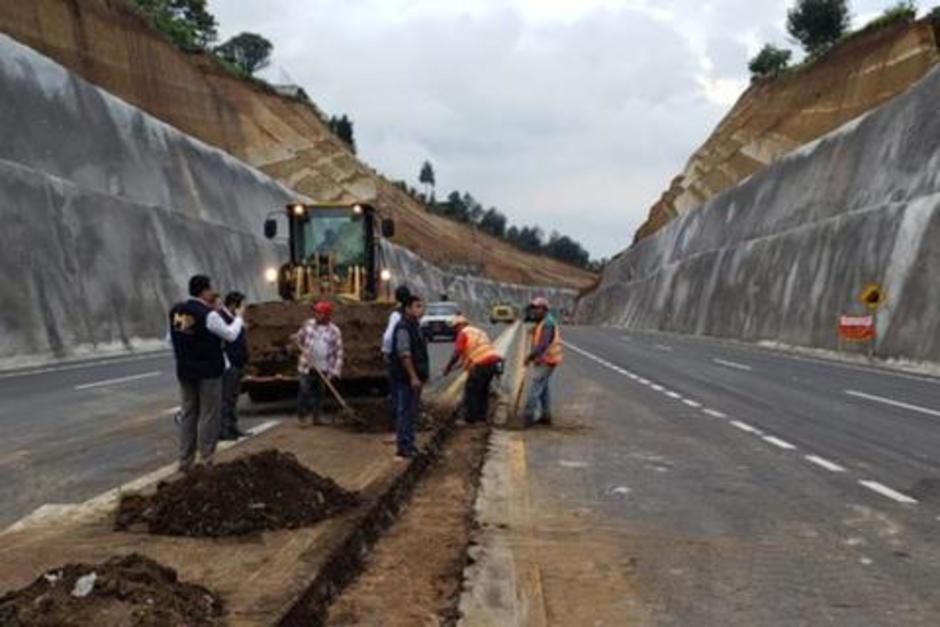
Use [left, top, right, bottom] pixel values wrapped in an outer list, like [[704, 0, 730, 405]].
[[114, 450, 357, 537], [0, 553, 224, 627]]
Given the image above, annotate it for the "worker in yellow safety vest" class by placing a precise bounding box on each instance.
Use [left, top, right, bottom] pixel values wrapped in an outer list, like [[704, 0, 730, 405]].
[[443, 316, 504, 424], [523, 297, 563, 426]]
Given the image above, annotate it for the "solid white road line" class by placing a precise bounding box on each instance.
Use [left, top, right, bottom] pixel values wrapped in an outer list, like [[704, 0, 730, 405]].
[[844, 390, 940, 419], [655, 344, 673, 352], [682, 399, 702, 408], [859, 480, 917, 505], [0, 351, 171, 381], [713, 358, 753, 372], [805, 455, 845, 472], [74, 371, 162, 390], [702, 409, 728, 419], [763, 436, 796, 450], [731, 420, 761, 434]]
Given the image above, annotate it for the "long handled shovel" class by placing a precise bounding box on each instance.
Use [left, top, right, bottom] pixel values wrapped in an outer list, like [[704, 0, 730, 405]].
[[310, 363, 366, 425]]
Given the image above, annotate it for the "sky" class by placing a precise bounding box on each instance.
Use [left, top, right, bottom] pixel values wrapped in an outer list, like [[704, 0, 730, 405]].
[[212, 0, 894, 259]]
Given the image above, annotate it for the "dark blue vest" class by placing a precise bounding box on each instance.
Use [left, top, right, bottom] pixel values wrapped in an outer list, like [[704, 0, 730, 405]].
[[219, 308, 248, 369], [389, 316, 430, 383], [169, 299, 225, 381]]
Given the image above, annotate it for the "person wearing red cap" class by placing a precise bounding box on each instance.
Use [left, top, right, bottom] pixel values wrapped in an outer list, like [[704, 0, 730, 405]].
[[523, 296, 563, 426], [294, 301, 344, 426]]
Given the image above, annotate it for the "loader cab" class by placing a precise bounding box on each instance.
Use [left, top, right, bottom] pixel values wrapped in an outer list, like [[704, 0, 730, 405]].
[[264, 203, 394, 302]]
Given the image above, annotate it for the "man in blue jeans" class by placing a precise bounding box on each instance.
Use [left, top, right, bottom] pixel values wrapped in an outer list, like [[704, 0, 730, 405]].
[[524, 297, 563, 426], [388, 295, 429, 459]]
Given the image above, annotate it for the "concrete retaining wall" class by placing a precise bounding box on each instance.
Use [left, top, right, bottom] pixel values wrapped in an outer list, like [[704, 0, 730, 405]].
[[579, 66, 940, 362]]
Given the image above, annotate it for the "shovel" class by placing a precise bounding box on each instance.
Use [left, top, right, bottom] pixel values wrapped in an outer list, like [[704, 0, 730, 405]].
[[309, 363, 366, 425]]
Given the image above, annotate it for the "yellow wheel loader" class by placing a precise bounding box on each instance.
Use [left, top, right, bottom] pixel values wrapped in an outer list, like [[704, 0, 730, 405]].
[[242, 202, 396, 402]]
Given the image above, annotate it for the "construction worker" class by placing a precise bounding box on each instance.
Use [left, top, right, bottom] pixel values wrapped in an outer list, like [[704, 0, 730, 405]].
[[294, 301, 344, 426], [443, 316, 503, 424], [169, 274, 245, 472], [523, 296, 563, 426], [389, 294, 429, 459]]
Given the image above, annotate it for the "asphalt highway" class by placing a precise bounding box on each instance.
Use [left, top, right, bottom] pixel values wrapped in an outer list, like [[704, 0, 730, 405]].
[[510, 326, 940, 624]]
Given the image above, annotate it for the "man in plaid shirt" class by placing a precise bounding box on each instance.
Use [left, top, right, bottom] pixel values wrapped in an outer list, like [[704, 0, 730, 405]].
[[294, 301, 344, 425]]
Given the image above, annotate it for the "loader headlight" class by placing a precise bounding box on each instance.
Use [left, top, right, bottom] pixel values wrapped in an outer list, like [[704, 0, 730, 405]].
[[353, 204, 363, 214], [264, 267, 279, 284], [292, 204, 305, 216], [380, 269, 392, 282]]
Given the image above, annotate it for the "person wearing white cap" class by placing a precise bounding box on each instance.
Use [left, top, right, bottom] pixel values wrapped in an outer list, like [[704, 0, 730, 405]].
[[523, 296, 563, 426]]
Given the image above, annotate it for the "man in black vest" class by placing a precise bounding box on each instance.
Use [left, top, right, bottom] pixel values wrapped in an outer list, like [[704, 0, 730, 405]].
[[219, 291, 248, 441], [389, 295, 429, 459], [169, 275, 245, 472]]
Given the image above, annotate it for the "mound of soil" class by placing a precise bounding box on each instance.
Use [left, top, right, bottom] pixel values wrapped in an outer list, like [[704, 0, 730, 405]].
[[115, 450, 358, 537], [0, 553, 223, 627]]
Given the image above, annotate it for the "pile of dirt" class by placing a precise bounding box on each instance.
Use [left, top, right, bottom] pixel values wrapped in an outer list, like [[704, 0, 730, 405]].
[[0, 553, 223, 627], [115, 450, 358, 537]]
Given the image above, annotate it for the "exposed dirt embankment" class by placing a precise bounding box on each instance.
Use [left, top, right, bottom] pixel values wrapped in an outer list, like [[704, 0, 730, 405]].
[[633, 20, 939, 243], [0, 0, 593, 290]]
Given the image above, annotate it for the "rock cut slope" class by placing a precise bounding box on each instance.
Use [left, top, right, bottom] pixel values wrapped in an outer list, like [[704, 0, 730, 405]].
[[633, 20, 939, 243], [0, 0, 594, 289]]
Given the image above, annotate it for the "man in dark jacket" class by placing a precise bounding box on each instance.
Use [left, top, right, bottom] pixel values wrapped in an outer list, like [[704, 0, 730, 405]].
[[169, 275, 245, 471], [219, 291, 248, 440], [389, 294, 429, 459]]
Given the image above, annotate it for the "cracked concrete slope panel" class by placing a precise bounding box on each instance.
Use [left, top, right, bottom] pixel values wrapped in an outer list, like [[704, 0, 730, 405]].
[[580, 64, 940, 363]]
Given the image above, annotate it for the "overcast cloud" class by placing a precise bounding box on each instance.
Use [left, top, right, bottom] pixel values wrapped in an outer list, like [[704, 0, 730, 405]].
[[212, 0, 892, 258]]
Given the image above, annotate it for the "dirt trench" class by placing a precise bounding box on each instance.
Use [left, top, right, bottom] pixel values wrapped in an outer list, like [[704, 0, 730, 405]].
[[325, 426, 489, 626]]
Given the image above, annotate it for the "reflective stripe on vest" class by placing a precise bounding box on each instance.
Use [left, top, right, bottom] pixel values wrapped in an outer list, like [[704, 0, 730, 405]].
[[533, 319, 563, 366], [460, 327, 500, 370]]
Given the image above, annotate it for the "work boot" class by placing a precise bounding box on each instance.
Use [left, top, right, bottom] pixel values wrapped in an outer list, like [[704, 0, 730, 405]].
[[231, 426, 248, 438], [218, 431, 239, 441], [536, 415, 553, 426]]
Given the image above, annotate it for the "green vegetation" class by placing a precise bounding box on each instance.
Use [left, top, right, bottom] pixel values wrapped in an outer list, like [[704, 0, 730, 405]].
[[214, 32, 273, 76], [327, 115, 356, 152], [787, 0, 851, 57], [418, 189, 601, 270], [861, 1, 918, 32], [133, 0, 217, 52], [748, 44, 792, 80], [419, 161, 436, 199]]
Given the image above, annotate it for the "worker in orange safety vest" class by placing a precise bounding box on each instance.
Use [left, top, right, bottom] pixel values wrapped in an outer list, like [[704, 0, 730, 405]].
[[443, 316, 503, 424], [523, 297, 563, 426]]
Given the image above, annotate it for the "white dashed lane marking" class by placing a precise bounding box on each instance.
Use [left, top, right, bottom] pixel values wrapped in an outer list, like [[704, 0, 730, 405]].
[[682, 399, 702, 408], [703, 409, 728, 419], [844, 390, 940, 419], [805, 455, 845, 473], [858, 480, 917, 505], [74, 371, 163, 391], [713, 358, 753, 371], [655, 344, 674, 352], [763, 436, 796, 450], [731, 420, 762, 434]]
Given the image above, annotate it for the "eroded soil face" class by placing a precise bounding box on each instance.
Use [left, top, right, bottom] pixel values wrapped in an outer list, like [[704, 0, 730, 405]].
[[114, 450, 357, 537], [0, 553, 224, 627], [326, 426, 489, 626]]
